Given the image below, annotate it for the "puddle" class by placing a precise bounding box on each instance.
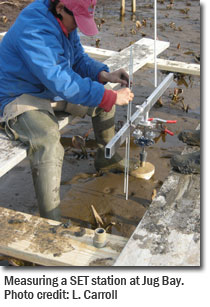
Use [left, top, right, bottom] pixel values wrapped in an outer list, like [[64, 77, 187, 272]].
[[60, 98, 199, 238], [59, 69, 200, 238], [61, 172, 152, 238]]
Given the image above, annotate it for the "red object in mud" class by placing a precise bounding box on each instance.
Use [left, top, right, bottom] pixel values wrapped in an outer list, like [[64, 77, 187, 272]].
[[148, 118, 177, 124], [163, 128, 174, 136]]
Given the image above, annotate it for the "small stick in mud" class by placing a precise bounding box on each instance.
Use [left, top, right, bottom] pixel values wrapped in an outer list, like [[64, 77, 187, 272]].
[[105, 222, 116, 232], [120, 0, 125, 17], [72, 135, 87, 158], [151, 189, 157, 201], [131, 0, 136, 14], [91, 205, 104, 227]]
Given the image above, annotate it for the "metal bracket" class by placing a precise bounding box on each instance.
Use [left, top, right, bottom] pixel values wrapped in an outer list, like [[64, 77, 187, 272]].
[[105, 73, 174, 159]]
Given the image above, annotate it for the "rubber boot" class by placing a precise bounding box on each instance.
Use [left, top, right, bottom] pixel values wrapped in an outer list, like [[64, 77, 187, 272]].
[[31, 161, 63, 221], [178, 129, 200, 146], [91, 106, 139, 173], [170, 151, 200, 174], [7, 110, 64, 221], [26, 113, 64, 221]]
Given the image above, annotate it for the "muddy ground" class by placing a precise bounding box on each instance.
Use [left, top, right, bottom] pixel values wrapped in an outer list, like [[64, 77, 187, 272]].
[[0, 1, 200, 240]]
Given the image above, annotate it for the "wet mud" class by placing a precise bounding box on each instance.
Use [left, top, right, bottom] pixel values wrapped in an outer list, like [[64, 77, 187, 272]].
[[60, 98, 199, 238], [0, 1, 200, 246], [0, 210, 74, 256]]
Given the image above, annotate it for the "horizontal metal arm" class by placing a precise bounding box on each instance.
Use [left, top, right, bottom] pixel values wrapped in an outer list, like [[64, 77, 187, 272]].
[[105, 73, 174, 158]]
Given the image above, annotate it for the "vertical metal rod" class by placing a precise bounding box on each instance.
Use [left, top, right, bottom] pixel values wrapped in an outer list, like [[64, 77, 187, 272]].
[[125, 134, 130, 200], [154, 0, 157, 88], [128, 46, 133, 119], [124, 46, 133, 200], [124, 136, 129, 198], [124, 138, 128, 193]]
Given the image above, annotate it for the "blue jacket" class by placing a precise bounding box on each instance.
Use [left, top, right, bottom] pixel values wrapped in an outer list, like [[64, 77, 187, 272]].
[[0, 0, 109, 116]]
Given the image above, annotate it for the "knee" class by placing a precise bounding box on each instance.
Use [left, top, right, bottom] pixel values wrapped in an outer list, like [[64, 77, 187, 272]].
[[30, 129, 64, 162]]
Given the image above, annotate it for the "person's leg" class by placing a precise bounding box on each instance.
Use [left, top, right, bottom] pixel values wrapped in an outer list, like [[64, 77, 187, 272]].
[[90, 104, 116, 149], [6, 110, 64, 221], [89, 105, 139, 172], [90, 104, 118, 170], [54, 94, 139, 172], [54, 98, 124, 171]]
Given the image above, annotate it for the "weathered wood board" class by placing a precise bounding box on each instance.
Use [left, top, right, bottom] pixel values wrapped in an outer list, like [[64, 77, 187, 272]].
[[84, 45, 118, 60], [114, 169, 200, 266], [0, 207, 128, 266], [103, 38, 170, 89], [0, 131, 27, 178], [147, 58, 200, 76], [83, 46, 200, 76]]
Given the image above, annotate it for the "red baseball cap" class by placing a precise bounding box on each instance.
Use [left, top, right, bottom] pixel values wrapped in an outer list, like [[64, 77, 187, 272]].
[[56, 0, 98, 36]]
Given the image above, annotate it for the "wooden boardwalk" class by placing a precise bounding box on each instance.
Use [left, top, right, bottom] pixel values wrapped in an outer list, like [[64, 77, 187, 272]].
[[0, 207, 128, 266], [115, 148, 200, 266], [0, 32, 200, 266]]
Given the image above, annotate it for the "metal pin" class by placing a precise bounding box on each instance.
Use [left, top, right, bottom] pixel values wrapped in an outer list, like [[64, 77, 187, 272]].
[[124, 46, 133, 200], [154, 0, 157, 88]]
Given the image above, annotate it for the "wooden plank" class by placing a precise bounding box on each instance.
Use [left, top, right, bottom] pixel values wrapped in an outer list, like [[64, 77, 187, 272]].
[[114, 170, 200, 266], [84, 43, 200, 77], [0, 207, 128, 266], [146, 58, 200, 76], [83, 46, 118, 61], [121, 0, 125, 17], [104, 38, 170, 89], [0, 131, 27, 178]]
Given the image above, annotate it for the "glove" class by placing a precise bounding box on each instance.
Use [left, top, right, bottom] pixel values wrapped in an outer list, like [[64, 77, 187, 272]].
[[99, 69, 130, 87]]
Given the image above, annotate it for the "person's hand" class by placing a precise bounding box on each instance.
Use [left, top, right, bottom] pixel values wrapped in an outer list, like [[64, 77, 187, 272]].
[[99, 69, 130, 86], [115, 88, 134, 106]]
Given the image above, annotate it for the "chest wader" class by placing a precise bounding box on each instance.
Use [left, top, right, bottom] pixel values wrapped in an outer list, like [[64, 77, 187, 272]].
[[6, 110, 64, 221]]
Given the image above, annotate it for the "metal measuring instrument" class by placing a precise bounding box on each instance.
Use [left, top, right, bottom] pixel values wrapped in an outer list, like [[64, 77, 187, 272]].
[[124, 46, 133, 200], [105, 0, 175, 200]]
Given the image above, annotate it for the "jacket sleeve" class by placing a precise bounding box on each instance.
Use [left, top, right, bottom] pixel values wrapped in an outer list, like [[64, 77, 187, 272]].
[[16, 24, 105, 108], [72, 31, 109, 81]]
